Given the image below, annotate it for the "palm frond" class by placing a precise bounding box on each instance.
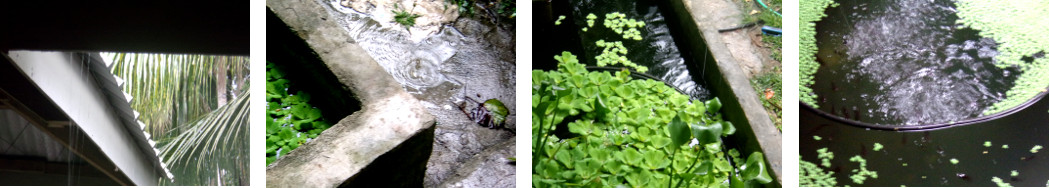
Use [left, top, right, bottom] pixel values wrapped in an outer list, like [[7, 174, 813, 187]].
[[159, 90, 250, 185]]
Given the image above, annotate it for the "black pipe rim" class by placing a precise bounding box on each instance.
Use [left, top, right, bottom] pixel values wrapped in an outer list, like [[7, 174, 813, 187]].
[[802, 85, 1049, 132]]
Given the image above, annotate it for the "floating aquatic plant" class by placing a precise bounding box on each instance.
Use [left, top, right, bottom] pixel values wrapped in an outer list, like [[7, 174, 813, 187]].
[[265, 61, 333, 166], [985, 141, 993, 147], [532, 51, 769, 187], [872, 143, 883, 151], [991, 176, 1012, 187], [798, 0, 839, 108], [817, 147, 833, 168], [813, 135, 822, 141], [953, 0, 1049, 115], [950, 158, 959, 165], [848, 155, 877, 184], [1031, 145, 1043, 153], [800, 156, 837, 187]]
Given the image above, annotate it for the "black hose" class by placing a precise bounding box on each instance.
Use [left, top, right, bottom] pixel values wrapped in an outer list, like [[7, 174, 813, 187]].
[[802, 86, 1049, 132]]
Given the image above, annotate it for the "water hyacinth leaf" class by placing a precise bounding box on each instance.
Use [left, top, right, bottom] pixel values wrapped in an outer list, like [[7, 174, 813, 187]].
[[668, 116, 692, 148], [692, 121, 723, 145], [721, 121, 736, 136], [741, 152, 773, 184], [705, 97, 722, 113]]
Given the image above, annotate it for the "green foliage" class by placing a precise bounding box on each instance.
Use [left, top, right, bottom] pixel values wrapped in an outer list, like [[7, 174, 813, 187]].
[[1032, 145, 1043, 153], [601, 12, 645, 41], [532, 51, 769, 187], [872, 143, 883, 151], [393, 4, 421, 28], [108, 53, 250, 185], [947, 0, 1049, 115], [848, 155, 878, 184], [266, 61, 332, 166], [800, 157, 837, 187], [799, 0, 839, 108]]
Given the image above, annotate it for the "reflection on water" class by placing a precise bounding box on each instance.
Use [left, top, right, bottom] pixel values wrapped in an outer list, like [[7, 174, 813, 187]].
[[813, 0, 1015, 126]]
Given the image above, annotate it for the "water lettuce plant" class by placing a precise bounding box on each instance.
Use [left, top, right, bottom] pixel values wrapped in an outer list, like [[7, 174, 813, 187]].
[[798, 0, 838, 108], [265, 61, 333, 165], [393, 4, 422, 28], [532, 52, 771, 187]]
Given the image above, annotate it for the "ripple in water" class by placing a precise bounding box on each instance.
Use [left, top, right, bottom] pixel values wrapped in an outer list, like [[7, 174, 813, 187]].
[[813, 0, 1016, 126]]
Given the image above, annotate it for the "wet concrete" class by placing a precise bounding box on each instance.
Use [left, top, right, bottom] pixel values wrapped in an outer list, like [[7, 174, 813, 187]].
[[266, 1, 437, 187], [270, 0, 516, 187]]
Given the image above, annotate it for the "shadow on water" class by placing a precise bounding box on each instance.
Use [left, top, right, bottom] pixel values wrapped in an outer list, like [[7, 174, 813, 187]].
[[802, 94, 1049, 186], [812, 0, 1018, 126]]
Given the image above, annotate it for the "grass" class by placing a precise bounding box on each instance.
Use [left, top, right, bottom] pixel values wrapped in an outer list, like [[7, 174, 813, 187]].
[[750, 67, 782, 130], [393, 4, 421, 28]]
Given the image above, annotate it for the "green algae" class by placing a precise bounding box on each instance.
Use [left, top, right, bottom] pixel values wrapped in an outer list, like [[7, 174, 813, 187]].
[[799, 0, 838, 108]]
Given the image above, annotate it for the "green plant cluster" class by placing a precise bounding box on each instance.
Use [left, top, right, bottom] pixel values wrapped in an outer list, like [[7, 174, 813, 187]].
[[602, 12, 645, 41], [532, 51, 771, 187], [581, 12, 649, 73], [593, 40, 648, 73], [265, 61, 332, 165], [950, 0, 1049, 115], [799, 0, 839, 108], [848, 155, 877, 184], [393, 4, 422, 28], [800, 157, 836, 187], [555, 15, 566, 25]]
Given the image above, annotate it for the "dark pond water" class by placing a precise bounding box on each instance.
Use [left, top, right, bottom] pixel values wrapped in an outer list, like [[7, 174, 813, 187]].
[[811, 0, 1019, 126], [801, 95, 1049, 186], [533, 0, 711, 101]]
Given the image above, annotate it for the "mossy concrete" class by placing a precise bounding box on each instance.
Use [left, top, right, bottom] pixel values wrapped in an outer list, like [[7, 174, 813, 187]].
[[266, 0, 437, 187]]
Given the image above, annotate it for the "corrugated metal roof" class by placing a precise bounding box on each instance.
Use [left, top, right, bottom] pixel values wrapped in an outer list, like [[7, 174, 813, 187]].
[[82, 53, 173, 180]]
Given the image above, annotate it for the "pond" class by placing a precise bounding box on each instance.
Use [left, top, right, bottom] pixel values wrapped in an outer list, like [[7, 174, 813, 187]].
[[801, 95, 1049, 186], [809, 0, 1018, 126]]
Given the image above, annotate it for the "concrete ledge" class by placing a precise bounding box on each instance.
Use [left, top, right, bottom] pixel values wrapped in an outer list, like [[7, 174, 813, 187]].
[[266, 0, 437, 187], [667, 0, 782, 184]]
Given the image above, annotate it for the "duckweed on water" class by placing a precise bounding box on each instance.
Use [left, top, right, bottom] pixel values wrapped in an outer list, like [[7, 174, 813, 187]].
[[872, 143, 883, 151], [954, 0, 1049, 115], [1031, 145, 1043, 153], [1002, 144, 1009, 149], [813, 135, 822, 141], [799, 0, 838, 108], [985, 141, 993, 147], [1010, 170, 1018, 177], [950, 158, 959, 165]]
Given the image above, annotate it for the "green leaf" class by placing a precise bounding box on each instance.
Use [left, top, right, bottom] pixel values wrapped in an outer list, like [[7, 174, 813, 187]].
[[621, 147, 644, 166], [267, 118, 280, 135], [642, 150, 669, 169], [741, 152, 773, 184], [279, 127, 295, 141], [705, 97, 722, 114], [667, 116, 691, 148], [721, 121, 736, 136], [692, 121, 723, 145]]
